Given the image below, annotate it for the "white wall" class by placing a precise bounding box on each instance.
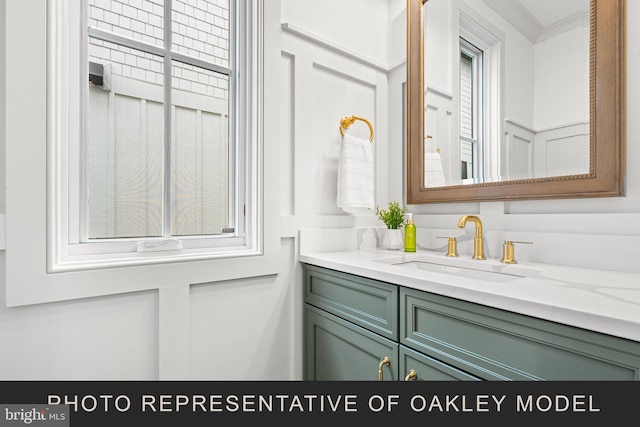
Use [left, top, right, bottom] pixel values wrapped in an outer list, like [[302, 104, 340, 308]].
[[1, 0, 639, 382], [533, 25, 590, 130], [0, 0, 298, 381], [0, 0, 392, 381], [281, 0, 390, 66]]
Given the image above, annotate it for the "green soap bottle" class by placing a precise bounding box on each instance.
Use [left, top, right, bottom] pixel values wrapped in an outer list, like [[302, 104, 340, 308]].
[[404, 213, 416, 252]]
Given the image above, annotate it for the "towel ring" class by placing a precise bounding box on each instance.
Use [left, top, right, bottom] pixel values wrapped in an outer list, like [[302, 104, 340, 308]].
[[339, 115, 374, 142]]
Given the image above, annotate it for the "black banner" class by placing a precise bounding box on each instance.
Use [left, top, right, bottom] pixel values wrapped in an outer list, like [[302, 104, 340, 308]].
[[1, 381, 637, 426]]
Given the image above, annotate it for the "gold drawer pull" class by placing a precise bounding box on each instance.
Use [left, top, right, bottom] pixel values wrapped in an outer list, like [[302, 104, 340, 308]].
[[405, 370, 418, 381], [378, 357, 390, 381]]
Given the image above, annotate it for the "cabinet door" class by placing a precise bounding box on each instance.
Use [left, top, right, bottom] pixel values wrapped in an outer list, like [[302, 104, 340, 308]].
[[305, 304, 398, 381], [401, 287, 640, 380], [399, 345, 481, 381]]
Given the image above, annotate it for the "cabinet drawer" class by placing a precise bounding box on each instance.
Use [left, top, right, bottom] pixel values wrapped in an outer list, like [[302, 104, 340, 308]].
[[304, 264, 398, 340], [401, 287, 640, 380], [305, 304, 398, 381], [400, 345, 480, 381]]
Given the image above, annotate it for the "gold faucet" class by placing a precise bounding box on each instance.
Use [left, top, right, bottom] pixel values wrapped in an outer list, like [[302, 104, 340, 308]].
[[457, 215, 486, 260]]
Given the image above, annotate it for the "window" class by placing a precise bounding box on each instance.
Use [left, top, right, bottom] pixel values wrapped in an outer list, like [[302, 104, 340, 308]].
[[459, 37, 483, 182], [47, 0, 263, 271], [4, 0, 275, 306], [86, 0, 236, 240]]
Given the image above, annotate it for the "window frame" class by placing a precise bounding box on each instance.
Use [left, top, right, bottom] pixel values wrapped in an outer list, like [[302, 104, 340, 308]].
[[4, 0, 278, 307], [48, 0, 263, 272], [458, 11, 504, 185], [459, 37, 484, 182]]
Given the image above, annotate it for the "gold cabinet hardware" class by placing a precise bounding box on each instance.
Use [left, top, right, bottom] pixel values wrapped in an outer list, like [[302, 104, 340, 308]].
[[377, 356, 390, 381], [404, 370, 418, 381], [500, 241, 533, 264], [437, 236, 459, 257]]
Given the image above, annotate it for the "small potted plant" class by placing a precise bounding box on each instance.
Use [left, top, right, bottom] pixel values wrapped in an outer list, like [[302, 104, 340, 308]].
[[376, 201, 408, 249]]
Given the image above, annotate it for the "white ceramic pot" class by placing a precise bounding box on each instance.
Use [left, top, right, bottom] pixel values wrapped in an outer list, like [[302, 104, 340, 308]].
[[383, 228, 404, 250]]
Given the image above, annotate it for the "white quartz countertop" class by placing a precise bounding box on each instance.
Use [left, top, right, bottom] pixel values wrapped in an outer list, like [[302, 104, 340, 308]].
[[299, 248, 640, 343]]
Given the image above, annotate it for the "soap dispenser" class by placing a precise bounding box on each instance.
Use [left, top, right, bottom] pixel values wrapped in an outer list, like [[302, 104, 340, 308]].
[[404, 213, 416, 252]]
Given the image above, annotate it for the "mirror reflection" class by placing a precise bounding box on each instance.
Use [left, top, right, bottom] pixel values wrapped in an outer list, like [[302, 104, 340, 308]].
[[423, 0, 590, 188]]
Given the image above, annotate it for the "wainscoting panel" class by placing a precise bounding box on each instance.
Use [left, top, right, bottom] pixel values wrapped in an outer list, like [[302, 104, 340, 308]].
[[281, 25, 389, 217]]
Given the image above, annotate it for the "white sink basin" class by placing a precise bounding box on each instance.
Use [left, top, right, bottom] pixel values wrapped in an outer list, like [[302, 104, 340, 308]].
[[374, 253, 539, 283], [388, 260, 523, 282]]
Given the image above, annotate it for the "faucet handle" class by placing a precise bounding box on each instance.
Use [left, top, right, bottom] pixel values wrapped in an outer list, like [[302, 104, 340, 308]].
[[501, 241, 532, 264], [437, 236, 459, 257]]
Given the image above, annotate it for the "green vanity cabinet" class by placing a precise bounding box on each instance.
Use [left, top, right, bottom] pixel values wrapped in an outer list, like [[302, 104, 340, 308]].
[[303, 264, 640, 381], [303, 264, 399, 380], [303, 264, 477, 381], [401, 287, 640, 380]]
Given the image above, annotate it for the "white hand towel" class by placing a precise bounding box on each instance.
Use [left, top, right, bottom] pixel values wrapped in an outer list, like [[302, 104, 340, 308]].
[[425, 151, 446, 187], [337, 133, 374, 213]]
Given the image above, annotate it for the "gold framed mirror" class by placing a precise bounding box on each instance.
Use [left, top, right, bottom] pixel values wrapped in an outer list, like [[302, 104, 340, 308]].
[[406, 0, 626, 203]]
